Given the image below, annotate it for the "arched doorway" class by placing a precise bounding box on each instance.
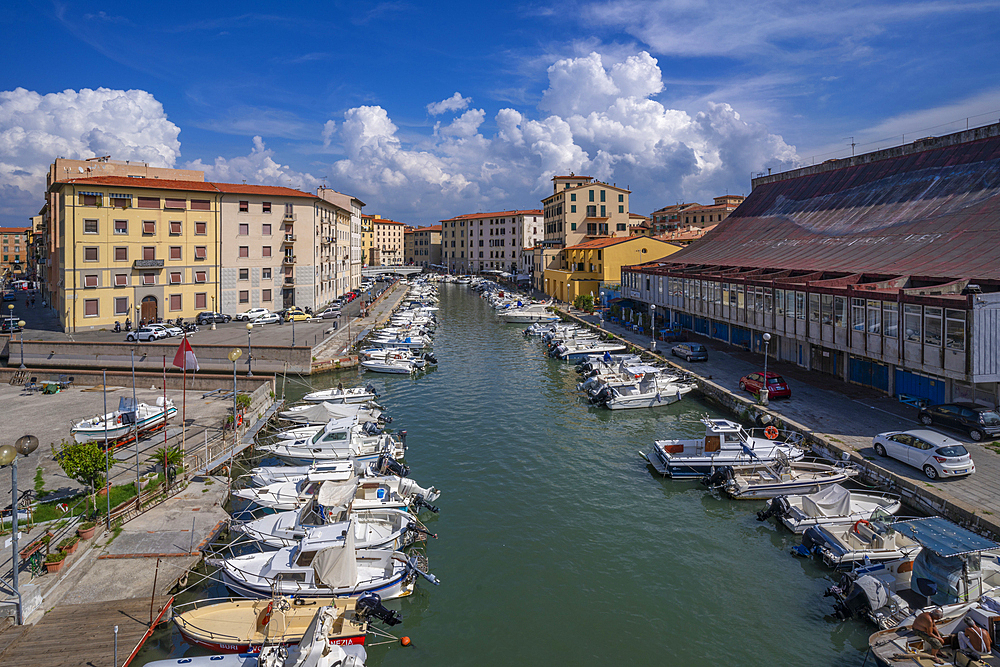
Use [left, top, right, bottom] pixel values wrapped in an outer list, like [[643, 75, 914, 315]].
[[140, 295, 158, 323]]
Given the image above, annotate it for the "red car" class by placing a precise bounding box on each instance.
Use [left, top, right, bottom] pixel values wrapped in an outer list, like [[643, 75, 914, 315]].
[[738, 371, 791, 399]]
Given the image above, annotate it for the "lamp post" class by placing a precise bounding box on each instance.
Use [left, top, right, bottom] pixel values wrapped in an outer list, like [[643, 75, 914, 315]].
[[291, 312, 296, 347], [245, 323, 254, 377], [210, 295, 217, 331], [6, 303, 13, 333], [761, 332, 772, 406], [228, 349, 242, 441], [649, 305, 656, 352], [1, 434, 40, 625], [17, 320, 25, 369]]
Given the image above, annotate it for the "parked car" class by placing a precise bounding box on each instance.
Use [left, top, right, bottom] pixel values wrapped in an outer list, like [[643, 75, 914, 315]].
[[872, 429, 975, 479], [671, 343, 708, 361], [236, 307, 270, 321], [126, 327, 167, 342], [0, 319, 23, 333], [196, 311, 232, 325], [738, 371, 791, 399], [147, 323, 184, 338], [285, 310, 310, 322], [250, 313, 280, 325], [317, 306, 341, 319], [1, 291, 15, 302], [916, 402, 1000, 442]]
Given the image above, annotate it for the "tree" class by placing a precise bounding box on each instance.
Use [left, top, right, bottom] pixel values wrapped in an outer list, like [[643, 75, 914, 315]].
[[574, 294, 595, 312], [57, 441, 117, 512]]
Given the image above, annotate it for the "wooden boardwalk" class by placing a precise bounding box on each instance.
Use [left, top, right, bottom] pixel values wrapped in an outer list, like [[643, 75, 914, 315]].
[[0, 595, 171, 667]]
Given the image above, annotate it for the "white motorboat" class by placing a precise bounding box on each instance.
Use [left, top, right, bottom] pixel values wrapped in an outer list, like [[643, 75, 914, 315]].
[[234, 474, 440, 513], [704, 457, 859, 500], [367, 335, 431, 350], [249, 460, 355, 487], [71, 397, 176, 444], [555, 341, 628, 361], [303, 384, 379, 404], [757, 484, 902, 533], [643, 418, 806, 479], [499, 302, 558, 324], [589, 372, 697, 410], [273, 425, 325, 441], [360, 357, 422, 374], [258, 419, 404, 467], [212, 524, 438, 600], [279, 403, 386, 425], [800, 517, 923, 569]]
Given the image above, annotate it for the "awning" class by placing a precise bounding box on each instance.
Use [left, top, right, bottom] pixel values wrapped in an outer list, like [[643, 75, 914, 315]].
[[892, 516, 1000, 557], [78, 191, 103, 197], [109, 193, 133, 199]]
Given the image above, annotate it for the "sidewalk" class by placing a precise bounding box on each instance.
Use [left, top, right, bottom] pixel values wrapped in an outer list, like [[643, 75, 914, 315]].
[[571, 309, 1000, 524], [310, 280, 410, 365]]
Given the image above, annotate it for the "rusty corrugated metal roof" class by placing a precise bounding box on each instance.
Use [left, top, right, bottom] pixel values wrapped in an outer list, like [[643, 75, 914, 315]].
[[659, 134, 1000, 281]]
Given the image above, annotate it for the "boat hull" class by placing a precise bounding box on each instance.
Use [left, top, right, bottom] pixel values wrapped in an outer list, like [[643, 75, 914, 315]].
[[71, 405, 177, 444]]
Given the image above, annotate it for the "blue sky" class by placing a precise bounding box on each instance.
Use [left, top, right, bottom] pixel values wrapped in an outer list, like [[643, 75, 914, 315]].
[[2, 0, 999, 227]]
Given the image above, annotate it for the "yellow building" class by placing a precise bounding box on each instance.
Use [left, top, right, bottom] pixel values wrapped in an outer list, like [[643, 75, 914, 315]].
[[48, 176, 222, 330], [543, 236, 680, 303], [361, 214, 375, 265]]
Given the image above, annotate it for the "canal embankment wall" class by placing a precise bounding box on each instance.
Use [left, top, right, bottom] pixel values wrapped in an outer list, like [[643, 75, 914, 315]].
[[555, 308, 1000, 540]]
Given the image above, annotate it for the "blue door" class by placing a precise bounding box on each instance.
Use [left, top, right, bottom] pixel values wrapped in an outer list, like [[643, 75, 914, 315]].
[[894, 369, 946, 404], [731, 326, 751, 348], [711, 321, 729, 342], [850, 356, 890, 392], [693, 317, 710, 335]]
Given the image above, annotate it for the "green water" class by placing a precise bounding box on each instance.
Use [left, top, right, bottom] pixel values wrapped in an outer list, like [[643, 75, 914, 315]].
[[137, 283, 873, 665]]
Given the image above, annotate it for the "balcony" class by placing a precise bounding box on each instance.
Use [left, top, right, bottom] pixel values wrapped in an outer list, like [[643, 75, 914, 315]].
[[282, 255, 296, 265], [283, 234, 296, 243], [283, 212, 296, 222], [133, 259, 164, 268], [284, 276, 295, 285]]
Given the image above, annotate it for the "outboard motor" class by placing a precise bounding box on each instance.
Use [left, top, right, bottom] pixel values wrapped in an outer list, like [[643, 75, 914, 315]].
[[825, 574, 891, 622], [756, 495, 790, 522], [423, 352, 438, 364], [377, 413, 393, 424], [701, 465, 734, 489], [376, 454, 410, 477], [364, 383, 380, 398], [355, 592, 402, 626], [589, 383, 611, 405], [362, 420, 382, 436]]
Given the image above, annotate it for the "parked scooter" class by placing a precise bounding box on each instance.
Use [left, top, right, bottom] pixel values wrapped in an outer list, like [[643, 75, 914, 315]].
[[124, 318, 132, 331], [114, 320, 121, 333]]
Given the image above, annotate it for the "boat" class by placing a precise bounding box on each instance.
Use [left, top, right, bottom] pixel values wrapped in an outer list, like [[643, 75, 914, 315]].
[[360, 357, 422, 374], [824, 516, 1000, 628], [799, 515, 924, 569], [249, 461, 356, 488], [259, 422, 404, 467], [159, 602, 370, 667], [212, 523, 439, 599], [590, 372, 697, 410], [554, 341, 628, 361], [278, 403, 388, 426], [172, 596, 369, 652], [70, 396, 176, 444], [302, 384, 379, 404], [756, 484, 902, 533], [642, 418, 806, 478], [272, 425, 326, 441], [498, 302, 558, 323], [703, 456, 859, 500], [234, 503, 424, 550], [233, 475, 440, 513]]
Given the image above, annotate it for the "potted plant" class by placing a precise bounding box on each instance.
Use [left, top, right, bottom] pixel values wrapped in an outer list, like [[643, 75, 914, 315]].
[[45, 552, 66, 574], [58, 536, 80, 555], [77, 521, 97, 540]]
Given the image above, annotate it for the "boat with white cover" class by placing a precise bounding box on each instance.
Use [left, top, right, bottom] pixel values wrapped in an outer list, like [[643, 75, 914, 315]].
[[249, 461, 355, 487], [499, 302, 558, 324], [554, 340, 628, 361], [642, 418, 806, 478], [279, 403, 387, 426], [703, 456, 859, 499], [71, 397, 176, 444], [756, 484, 902, 533], [212, 523, 438, 599], [302, 385, 379, 404], [233, 475, 440, 513], [154, 603, 368, 667], [234, 502, 422, 550]]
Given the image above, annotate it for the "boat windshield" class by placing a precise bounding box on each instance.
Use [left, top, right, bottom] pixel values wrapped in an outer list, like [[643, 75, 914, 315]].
[[870, 507, 893, 524]]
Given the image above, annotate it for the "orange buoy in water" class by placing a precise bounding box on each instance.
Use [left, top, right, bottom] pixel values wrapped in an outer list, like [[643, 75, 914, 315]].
[[400, 637, 411, 647]]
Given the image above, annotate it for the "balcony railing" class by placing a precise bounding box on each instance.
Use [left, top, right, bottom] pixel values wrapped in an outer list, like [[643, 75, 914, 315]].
[[282, 255, 296, 265], [283, 234, 296, 243], [284, 276, 295, 285], [283, 212, 296, 222]]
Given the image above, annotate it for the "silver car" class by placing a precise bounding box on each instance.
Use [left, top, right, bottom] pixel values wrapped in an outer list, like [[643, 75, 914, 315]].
[[871, 429, 975, 479]]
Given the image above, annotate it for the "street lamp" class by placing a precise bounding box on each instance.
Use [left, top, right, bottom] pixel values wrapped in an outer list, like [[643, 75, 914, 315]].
[[7, 303, 13, 332], [1, 434, 40, 625], [761, 332, 772, 405], [245, 323, 254, 377], [228, 348, 242, 436], [17, 320, 25, 369], [650, 305, 656, 352]]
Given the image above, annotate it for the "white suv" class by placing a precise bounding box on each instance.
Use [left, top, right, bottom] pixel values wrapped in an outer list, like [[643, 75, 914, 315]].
[[126, 327, 167, 342], [236, 307, 270, 321]]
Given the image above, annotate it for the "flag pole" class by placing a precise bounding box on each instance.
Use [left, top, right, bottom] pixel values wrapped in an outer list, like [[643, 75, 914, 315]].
[[131, 349, 139, 510]]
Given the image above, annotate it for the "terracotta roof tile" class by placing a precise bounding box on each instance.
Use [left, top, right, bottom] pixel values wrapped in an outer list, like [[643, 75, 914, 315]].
[[59, 176, 219, 192], [566, 236, 676, 250]]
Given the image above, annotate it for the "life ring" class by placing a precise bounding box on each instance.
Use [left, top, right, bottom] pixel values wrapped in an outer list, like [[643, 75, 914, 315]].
[[852, 519, 872, 534], [236, 414, 243, 427], [116, 416, 122, 425], [764, 425, 779, 439]]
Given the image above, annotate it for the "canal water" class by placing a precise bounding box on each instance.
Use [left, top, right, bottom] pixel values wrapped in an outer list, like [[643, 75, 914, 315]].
[[137, 283, 874, 665]]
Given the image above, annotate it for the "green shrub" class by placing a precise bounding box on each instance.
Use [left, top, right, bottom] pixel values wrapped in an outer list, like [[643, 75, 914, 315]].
[[45, 552, 65, 563]]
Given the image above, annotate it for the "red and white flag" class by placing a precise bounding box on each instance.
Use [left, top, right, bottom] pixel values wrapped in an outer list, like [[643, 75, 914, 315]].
[[172, 337, 200, 371]]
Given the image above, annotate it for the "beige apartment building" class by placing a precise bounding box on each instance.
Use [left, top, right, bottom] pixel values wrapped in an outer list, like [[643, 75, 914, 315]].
[[542, 175, 631, 247], [405, 224, 441, 268], [373, 218, 406, 265], [316, 187, 365, 292], [439, 210, 542, 274]]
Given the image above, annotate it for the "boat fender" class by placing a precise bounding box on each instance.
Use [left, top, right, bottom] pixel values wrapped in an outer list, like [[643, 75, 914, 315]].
[[259, 600, 274, 627]]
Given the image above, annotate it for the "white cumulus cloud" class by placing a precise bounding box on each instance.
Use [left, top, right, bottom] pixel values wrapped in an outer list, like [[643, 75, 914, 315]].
[[184, 136, 322, 191], [0, 87, 181, 222], [426, 92, 472, 115]]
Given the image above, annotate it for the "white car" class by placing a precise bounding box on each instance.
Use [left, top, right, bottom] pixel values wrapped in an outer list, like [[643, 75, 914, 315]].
[[126, 327, 167, 342], [147, 323, 184, 337], [871, 429, 975, 480], [236, 307, 270, 321], [250, 313, 280, 325]]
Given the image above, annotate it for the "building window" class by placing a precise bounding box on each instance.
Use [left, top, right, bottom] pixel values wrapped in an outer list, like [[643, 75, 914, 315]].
[[195, 292, 207, 309], [262, 246, 271, 257], [195, 271, 207, 283], [169, 221, 182, 235], [137, 196, 159, 209], [586, 205, 597, 217], [903, 305, 921, 342], [114, 246, 128, 261], [794, 291, 805, 319], [263, 202, 271, 214], [239, 268, 249, 280], [164, 198, 186, 210], [867, 300, 881, 334], [84, 247, 98, 261], [808, 293, 819, 322], [239, 290, 249, 303], [143, 273, 155, 285], [79, 194, 99, 206], [84, 274, 98, 288], [84, 298, 99, 317], [195, 246, 207, 260], [262, 223, 271, 235], [820, 294, 833, 324], [239, 201, 249, 212], [589, 190, 595, 202], [195, 222, 207, 235], [619, 206, 624, 214], [83, 219, 98, 234], [114, 274, 128, 286], [114, 297, 129, 315], [924, 306, 942, 346], [142, 221, 155, 235], [616, 223, 626, 231], [239, 223, 249, 236], [262, 268, 271, 279], [619, 194, 624, 202], [764, 288, 773, 314], [262, 289, 271, 301], [945, 309, 965, 350], [114, 219, 128, 234], [170, 272, 182, 284], [834, 296, 846, 327], [169, 294, 182, 311], [851, 298, 865, 331], [239, 246, 249, 258], [600, 205, 606, 217], [169, 246, 182, 260], [191, 199, 211, 211], [570, 205, 576, 213], [143, 246, 156, 260], [883, 302, 899, 337]]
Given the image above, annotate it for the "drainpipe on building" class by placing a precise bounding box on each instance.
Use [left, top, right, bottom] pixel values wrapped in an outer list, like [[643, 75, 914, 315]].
[[70, 184, 76, 334]]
